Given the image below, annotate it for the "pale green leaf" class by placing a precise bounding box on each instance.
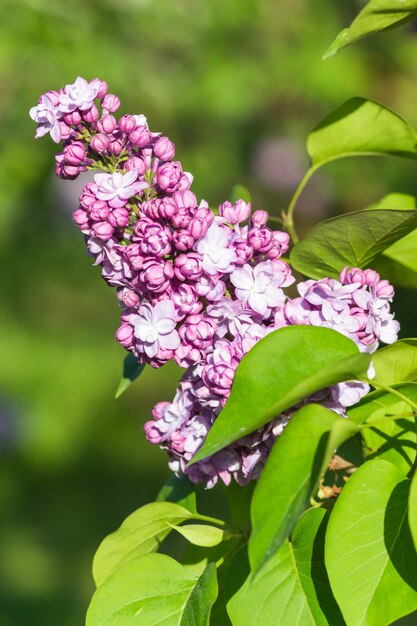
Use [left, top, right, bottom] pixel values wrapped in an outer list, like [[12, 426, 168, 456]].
[[227, 509, 343, 626], [249, 404, 358, 572], [324, 0, 417, 59], [115, 353, 145, 398], [371, 339, 417, 385], [87, 554, 218, 626], [290, 208, 417, 279], [325, 459, 417, 626], [170, 523, 234, 548], [189, 326, 370, 464]]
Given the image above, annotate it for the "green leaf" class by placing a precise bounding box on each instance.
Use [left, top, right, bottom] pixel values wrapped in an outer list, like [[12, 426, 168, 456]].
[[308, 98, 417, 169], [170, 523, 234, 548], [189, 326, 370, 464], [324, 0, 417, 59], [409, 471, 417, 551], [325, 459, 417, 626], [92, 502, 196, 587], [371, 339, 417, 385], [156, 474, 197, 513], [87, 554, 218, 626], [231, 184, 252, 204], [348, 383, 417, 474], [249, 404, 359, 572], [227, 509, 343, 626], [290, 208, 417, 279], [115, 353, 145, 398]]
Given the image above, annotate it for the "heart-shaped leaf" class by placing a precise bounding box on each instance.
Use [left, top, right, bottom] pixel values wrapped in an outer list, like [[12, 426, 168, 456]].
[[227, 509, 343, 626], [325, 459, 417, 626], [87, 554, 218, 626], [324, 0, 417, 59], [308, 98, 417, 168], [249, 404, 359, 572], [371, 339, 417, 385], [290, 208, 417, 279], [92, 502, 217, 587], [190, 326, 370, 464]]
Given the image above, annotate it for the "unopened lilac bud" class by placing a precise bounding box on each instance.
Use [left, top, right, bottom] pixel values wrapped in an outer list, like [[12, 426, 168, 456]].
[[59, 121, 72, 140], [219, 199, 251, 224], [340, 266, 366, 285], [82, 105, 99, 123], [177, 172, 193, 191], [92, 78, 108, 99], [55, 154, 80, 179], [124, 244, 144, 270], [80, 183, 97, 210], [173, 190, 197, 210], [108, 207, 130, 228], [125, 156, 147, 175], [115, 323, 134, 348], [140, 258, 174, 293], [174, 253, 203, 281], [90, 133, 109, 153], [267, 230, 290, 259], [171, 207, 193, 229], [102, 94, 120, 113], [188, 206, 215, 239], [251, 210, 269, 228], [173, 229, 195, 251], [96, 115, 116, 134], [90, 201, 110, 221], [119, 288, 140, 308], [364, 269, 380, 286], [73, 209, 89, 230], [248, 227, 273, 252], [234, 239, 253, 264], [375, 279, 395, 298], [64, 111, 82, 126], [157, 161, 183, 193], [64, 141, 86, 166], [91, 221, 114, 241], [159, 197, 177, 219], [154, 136, 175, 161], [44, 90, 60, 106], [108, 138, 124, 156], [129, 125, 150, 148], [119, 114, 137, 134]]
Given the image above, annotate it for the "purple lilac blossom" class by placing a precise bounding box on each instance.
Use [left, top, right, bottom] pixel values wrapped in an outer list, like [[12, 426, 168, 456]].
[[30, 77, 401, 488]]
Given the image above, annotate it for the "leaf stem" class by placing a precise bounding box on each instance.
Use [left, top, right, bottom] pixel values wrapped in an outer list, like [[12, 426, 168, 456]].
[[362, 379, 417, 412], [284, 166, 317, 244]]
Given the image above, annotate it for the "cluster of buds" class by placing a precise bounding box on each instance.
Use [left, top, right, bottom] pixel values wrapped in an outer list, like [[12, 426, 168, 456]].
[[30, 78, 400, 488]]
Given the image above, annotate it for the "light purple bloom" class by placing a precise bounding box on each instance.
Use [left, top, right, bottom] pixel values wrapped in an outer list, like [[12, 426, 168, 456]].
[[59, 77, 100, 113], [29, 95, 62, 143], [231, 260, 287, 318], [196, 221, 237, 275], [129, 300, 180, 358], [93, 171, 148, 208]]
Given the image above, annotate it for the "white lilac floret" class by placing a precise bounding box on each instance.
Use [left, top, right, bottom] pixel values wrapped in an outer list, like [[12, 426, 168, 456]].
[[30, 78, 401, 488]]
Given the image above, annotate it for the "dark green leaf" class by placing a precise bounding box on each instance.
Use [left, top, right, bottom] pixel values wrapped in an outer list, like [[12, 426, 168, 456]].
[[228, 509, 343, 626], [290, 208, 417, 279], [325, 459, 417, 626], [87, 554, 218, 626], [156, 474, 197, 513], [115, 353, 145, 398], [93, 502, 197, 587], [409, 471, 417, 551], [249, 404, 358, 572], [348, 383, 417, 474], [231, 184, 252, 204], [190, 326, 370, 464], [324, 0, 417, 59], [307, 98, 417, 168], [371, 340, 417, 385]]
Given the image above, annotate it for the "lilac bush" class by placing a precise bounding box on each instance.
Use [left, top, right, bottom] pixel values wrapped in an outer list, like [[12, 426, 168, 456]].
[[30, 77, 400, 490]]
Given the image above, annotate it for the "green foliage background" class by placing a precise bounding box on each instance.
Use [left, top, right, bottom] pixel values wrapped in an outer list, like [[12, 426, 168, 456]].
[[1, 0, 417, 623]]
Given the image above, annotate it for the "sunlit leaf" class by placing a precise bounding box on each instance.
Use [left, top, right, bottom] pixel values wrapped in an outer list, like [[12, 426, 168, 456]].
[[190, 326, 370, 464], [290, 208, 417, 279], [228, 509, 343, 626], [87, 554, 218, 626], [324, 0, 417, 59], [371, 339, 417, 385], [170, 523, 235, 548], [325, 459, 417, 626], [249, 404, 358, 572]]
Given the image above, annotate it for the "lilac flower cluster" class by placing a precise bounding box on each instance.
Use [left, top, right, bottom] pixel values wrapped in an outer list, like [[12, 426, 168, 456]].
[[30, 77, 400, 488]]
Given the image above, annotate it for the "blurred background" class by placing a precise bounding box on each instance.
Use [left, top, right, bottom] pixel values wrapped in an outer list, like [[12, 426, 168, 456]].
[[1, 0, 417, 624]]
